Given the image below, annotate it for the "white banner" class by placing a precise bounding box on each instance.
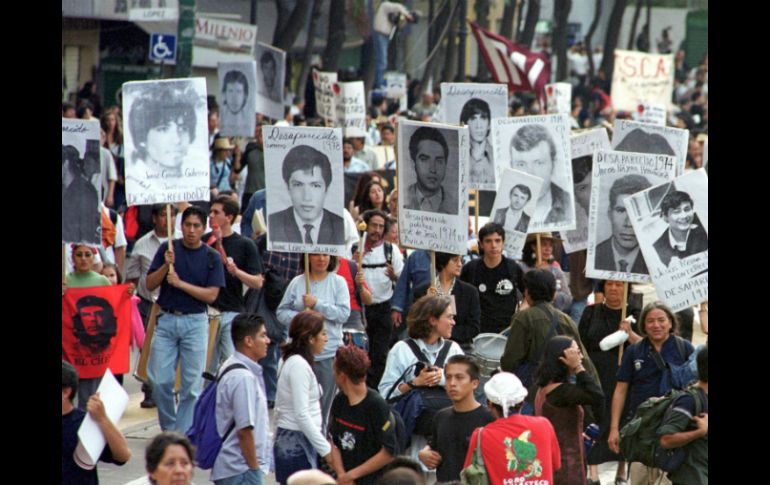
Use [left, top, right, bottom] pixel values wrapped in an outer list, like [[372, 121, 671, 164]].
[[611, 49, 675, 112], [122, 78, 210, 206], [545, 82, 572, 115], [335, 81, 367, 138], [313, 70, 337, 123]]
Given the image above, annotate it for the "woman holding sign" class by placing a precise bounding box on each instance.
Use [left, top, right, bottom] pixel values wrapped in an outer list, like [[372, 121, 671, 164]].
[[277, 254, 351, 425]]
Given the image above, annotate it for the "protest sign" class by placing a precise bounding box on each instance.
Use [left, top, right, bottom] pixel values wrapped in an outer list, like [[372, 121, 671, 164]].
[[264, 126, 346, 256], [255, 42, 286, 120], [217, 61, 257, 137], [611, 49, 674, 112], [545, 82, 571, 114], [438, 83, 508, 190], [398, 120, 469, 254], [313, 69, 337, 123], [335, 81, 367, 137], [385, 71, 408, 112], [62, 118, 102, 245], [74, 370, 129, 469], [632, 101, 667, 126], [561, 127, 611, 253], [123, 78, 210, 205], [612, 119, 689, 176], [586, 150, 677, 282], [491, 114, 575, 233], [62, 285, 132, 379], [490, 169, 544, 259], [624, 169, 708, 311]]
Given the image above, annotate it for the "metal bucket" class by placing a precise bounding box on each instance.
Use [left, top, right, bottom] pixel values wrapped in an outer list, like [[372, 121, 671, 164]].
[[471, 333, 508, 377]]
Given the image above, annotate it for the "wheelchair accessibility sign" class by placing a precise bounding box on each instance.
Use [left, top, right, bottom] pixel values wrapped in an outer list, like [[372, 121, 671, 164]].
[[149, 33, 177, 62]]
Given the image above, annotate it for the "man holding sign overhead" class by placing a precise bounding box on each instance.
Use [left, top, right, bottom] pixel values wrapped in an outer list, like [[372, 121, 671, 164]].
[[146, 206, 226, 433]]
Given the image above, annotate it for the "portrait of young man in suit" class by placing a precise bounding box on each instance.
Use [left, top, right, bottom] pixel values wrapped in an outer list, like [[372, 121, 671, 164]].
[[492, 184, 532, 233], [403, 126, 458, 215], [594, 174, 652, 273], [652, 190, 708, 267], [268, 144, 344, 245]]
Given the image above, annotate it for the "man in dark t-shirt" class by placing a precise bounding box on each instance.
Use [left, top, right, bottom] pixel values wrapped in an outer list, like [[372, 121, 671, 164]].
[[205, 195, 264, 374], [329, 346, 397, 484], [62, 361, 130, 484], [419, 355, 495, 482], [460, 223, 524, 333]]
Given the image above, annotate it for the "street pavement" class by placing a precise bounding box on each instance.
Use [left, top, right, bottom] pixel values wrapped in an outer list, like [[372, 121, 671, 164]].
[[98, 312, 707, 484]]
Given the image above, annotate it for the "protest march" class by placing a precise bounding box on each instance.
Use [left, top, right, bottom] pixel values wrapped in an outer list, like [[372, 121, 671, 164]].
[[62, 3, 708, 484]]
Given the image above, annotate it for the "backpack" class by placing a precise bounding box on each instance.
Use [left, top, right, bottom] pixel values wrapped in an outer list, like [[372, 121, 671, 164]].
[[360, 241, 395, 289], [619, 385, 703, 471], [185, 363, 248, 469], [385, 339, 454, 438], [460, 427, 490, 485]]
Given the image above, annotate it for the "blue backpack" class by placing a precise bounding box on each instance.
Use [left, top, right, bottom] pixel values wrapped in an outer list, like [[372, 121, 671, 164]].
[[185, 363, 247, 469]]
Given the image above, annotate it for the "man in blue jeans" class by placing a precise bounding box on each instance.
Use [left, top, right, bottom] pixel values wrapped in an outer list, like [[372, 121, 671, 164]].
[[372, 1, 413, 90], [147, 205, 226, 432]]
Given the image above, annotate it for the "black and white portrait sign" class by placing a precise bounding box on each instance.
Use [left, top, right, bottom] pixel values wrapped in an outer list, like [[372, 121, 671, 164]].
[[255, 42, 286, 120], [122, 78, 210, 206], [624, 169, 708, 311], [385, 72, 408, 112], [545, 82, 571, 115], [398, 120, 469, 254], [490, 169, 544, 259], [586, 150, 677, 283], [561, 128, 611, 254], [312, 69, 337, 124], [437, 83, 508, 191], [264, 126, 346, 256], [611, 119, 689, 176], [491, 114, 575, 233], [62, 118, 102, 245], [217, 61, 257, 137], [334, 81, 367, 138]]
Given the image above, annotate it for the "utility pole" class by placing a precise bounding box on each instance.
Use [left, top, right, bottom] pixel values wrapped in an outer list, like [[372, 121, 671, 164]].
[[455, 0, 468, 81], [175, 0, 196, 78]]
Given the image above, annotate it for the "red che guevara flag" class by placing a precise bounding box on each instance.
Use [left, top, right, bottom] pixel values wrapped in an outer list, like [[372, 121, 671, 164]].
[[62, 285, 131, 379]]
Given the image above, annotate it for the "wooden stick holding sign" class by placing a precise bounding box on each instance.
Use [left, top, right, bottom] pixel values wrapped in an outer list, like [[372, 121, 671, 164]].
[[430, 251, 437, 290], [166, 205, 175, 272], [618, 282, 629, 365], [474, 189, 480, 236], [304, 253, 311, 309], [134, 302, 161, 383], [62, 244, 66, 283], [536, 233, 542, 266], [357, 221, 368, 267]]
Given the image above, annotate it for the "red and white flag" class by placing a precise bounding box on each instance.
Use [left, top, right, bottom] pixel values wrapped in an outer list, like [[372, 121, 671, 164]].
[[470, 22, 551, 108]]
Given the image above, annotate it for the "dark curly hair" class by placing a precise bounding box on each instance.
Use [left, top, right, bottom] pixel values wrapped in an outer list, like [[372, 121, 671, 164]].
[[334, 345, 370, 384], [73, 295, 117, 353], [145, 431, 195, 480]]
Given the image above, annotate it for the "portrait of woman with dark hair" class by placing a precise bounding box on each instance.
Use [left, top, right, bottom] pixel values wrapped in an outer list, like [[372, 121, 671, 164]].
[[460, 98, 494, 185], [125, 80, 205, 194]]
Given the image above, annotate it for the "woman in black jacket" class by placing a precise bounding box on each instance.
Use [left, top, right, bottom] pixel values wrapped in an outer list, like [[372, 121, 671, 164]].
[[413, 252, 480, 351]]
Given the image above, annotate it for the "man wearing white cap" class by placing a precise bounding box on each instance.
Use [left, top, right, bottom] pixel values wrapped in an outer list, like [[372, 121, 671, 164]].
[[463, 372, 561, 485]]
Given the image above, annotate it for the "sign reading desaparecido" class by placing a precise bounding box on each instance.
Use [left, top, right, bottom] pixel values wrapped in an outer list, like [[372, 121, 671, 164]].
[[490, 168, 545, 260], [335, 81, 367, 138], [217, 61, 257, 137], [611, 119, 689, 176], [491, 113, 575, 233], [586, 150, 677, 282], [438, 83, 508, 191], [122, 78, 209, 206], [313, 69, 337, 124], [561, 127, 612, 254], [254, 42, 286, 120], [624, 169, 708, 312], [397, 120, 469, 254], [264, 126, 346, 257], [62, 118, 102, 245]]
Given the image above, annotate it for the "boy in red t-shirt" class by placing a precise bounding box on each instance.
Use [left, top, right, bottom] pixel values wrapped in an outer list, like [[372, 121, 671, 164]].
[[464, 372, 561, 485]]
